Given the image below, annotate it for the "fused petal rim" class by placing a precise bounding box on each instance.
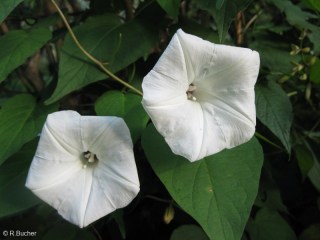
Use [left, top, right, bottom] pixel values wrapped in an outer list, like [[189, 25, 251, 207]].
[[26, 110, 140, 227], [142, 29, 260, 161]]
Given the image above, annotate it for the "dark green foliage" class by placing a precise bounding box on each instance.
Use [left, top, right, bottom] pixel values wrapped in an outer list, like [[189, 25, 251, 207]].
[[0, 0, 319, 239]]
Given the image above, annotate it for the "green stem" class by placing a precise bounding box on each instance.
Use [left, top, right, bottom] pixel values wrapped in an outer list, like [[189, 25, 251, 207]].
[[51, 0, 143, 96], [255, 132, 284, 151]]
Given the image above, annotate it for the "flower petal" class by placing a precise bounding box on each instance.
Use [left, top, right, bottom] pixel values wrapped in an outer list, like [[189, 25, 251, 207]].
[[142, 29, 260, 161], [26, 111, 139, 227], [26, 111, 83, 190]]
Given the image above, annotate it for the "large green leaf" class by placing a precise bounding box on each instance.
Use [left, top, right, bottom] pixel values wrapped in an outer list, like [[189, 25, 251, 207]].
[[46, 14, 157, 104], [0, 0, 24, 23], [0, 139, 41, 218], [246, 208, 297, 240], [0, 28, 52, 83], [194, 0, 252, 42], [255, 81, 293, 153], [142, 124, 263, 240], [156, 0, 180, 18], [0, 94, 57, 166], [95, 91, 149, 143], [171, 225, 209, 240]]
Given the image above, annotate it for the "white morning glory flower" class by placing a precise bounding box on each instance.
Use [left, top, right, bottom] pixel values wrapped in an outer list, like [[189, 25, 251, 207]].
[[142, 29, 260, 162], [25, 110, 139, 228]]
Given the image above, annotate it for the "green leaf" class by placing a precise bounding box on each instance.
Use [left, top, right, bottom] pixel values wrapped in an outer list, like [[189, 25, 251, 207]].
[[308, 154, 320, 192], [142, 124, 263, 240], [180, 19, 220, 43], [0, 138, 41, 218], [310, 59, 320, 84], [46, 14, 157, 104], [42, 222, 96, 240], [156, 0, 180, 18], [255, 163, 288, 213], [194, 0, 252, 42], [246, 208, 297, 240], [294, 144, 315, 180], [270, 0, 316, 27], [270, 0, 320, 52], [0, 28, 52, 83], [249, 40, 298, 74], [255, 81, 293, 153], [0, 0, 24, 23], [303, 0, 320, 12], [111, 209, 126, 239], [95, 91, 149, 143], [216, 0, 225, 10], [171, 225, 209, 240], [0, 94, 57, 166], [299, 223, 320, 240]]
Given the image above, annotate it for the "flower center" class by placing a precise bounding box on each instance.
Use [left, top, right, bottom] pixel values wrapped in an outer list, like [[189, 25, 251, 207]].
[[187, 84, 197, 101], [82, 151, 99, 169]]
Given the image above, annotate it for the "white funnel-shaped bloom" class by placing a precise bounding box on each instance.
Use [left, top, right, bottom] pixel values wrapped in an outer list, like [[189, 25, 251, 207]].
[[142, 29, 260, 162], [26, 111, 140, 228]]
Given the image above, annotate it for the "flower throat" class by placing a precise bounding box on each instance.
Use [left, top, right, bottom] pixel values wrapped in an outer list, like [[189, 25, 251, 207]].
[[82, 151, 99, 169]]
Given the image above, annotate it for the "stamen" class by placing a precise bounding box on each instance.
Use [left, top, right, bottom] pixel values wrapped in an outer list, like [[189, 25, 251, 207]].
[[82, 151, 98, 169], [187, 84, 197, 101]]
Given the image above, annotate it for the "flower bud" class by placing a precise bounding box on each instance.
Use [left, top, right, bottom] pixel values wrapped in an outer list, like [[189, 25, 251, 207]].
[[310, 56, 317, 65], [163, 205, 175, 224], [279, 75, 290, 83], [299, 73, 307, 81], [301, 47, 311, 53], [293, 64, 304, 72], [305, 83, 311, 101], [290, 44, 300, 55]]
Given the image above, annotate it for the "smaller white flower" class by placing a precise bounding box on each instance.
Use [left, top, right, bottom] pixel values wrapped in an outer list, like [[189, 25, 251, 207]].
[[142, 29, 260, 162], [25, 111, 139, 228]]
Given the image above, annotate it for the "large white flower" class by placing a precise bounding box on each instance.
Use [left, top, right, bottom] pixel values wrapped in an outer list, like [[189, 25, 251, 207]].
[[142, 29, 260, 162], [25, 111, 139, 228]]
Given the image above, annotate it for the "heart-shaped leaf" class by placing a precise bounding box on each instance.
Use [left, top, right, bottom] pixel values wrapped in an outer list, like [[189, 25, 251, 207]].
[[142, 124, 263, 240]]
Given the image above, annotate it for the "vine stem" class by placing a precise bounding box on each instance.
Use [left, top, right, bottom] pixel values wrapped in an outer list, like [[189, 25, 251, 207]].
[[50, 0, 143, 96]]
